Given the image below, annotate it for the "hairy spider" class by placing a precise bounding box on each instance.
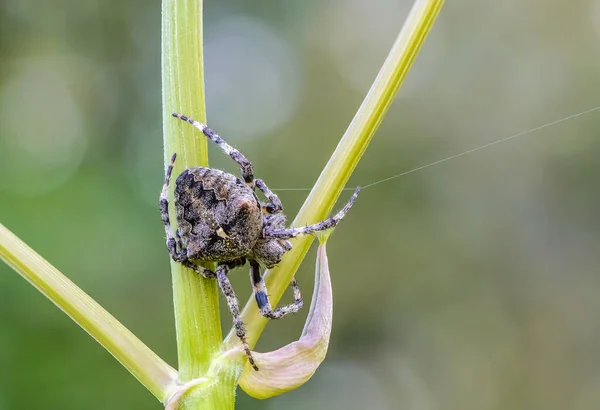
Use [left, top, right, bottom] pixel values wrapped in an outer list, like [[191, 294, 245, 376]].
[[160, 113, 359, 370]]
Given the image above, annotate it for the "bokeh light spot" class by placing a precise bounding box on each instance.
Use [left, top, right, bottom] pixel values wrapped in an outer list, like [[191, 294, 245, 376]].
[[204, 15, 302, 141], [0, 56, 87, 196]]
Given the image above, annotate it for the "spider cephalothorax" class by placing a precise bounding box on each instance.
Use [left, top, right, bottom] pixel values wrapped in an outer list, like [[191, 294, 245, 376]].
[[160, 113, 359, 370]]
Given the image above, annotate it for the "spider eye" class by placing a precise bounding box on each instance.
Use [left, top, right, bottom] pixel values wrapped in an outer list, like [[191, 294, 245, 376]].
[[265, 204, 277, 213]]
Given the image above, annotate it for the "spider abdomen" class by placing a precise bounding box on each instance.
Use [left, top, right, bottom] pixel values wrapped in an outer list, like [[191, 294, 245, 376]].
[[174, 167, 262, 262]]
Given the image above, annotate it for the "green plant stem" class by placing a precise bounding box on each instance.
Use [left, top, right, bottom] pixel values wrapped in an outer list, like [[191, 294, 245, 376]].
[[0, 223, 178, 402], [162, 0, 237, 408], [225, 0, 445, 350]]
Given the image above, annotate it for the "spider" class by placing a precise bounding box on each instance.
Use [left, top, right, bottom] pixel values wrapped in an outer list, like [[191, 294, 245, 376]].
[[160, 113, 360, 371]]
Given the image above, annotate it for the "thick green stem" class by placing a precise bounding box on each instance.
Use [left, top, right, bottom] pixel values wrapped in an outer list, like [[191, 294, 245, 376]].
[[225, 0, 445, 350], [162, 0, 237, 408]]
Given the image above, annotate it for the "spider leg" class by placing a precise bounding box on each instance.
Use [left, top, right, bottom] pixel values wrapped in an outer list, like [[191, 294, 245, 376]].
[[255, 178, 283, 214], [180, 260, 217, 279], [160, 153, 183, 259], [216, 264, 258, 371], [250, 260, 303, 319], [174, 229, 184, 254], [172, 113, 255, 186], [160, 153, 216, 279], [171, 113, 285, 214], [264, 187, 360, 239]]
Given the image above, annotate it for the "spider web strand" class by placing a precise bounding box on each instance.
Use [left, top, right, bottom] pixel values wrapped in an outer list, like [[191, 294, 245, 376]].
[[274, 105, 600, 192]]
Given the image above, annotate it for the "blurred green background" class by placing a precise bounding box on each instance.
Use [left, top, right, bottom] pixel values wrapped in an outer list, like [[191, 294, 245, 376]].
[[2, 0, 600, 409]]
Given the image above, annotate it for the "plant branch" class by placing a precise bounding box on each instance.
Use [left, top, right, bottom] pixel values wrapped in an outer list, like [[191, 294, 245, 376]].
[[0, 223, 178, 402]]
